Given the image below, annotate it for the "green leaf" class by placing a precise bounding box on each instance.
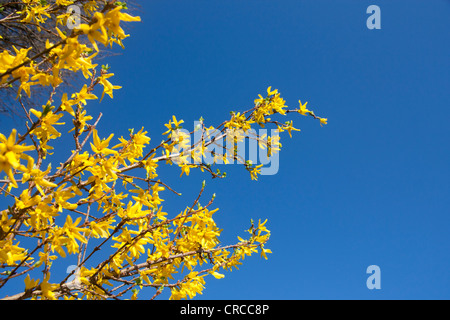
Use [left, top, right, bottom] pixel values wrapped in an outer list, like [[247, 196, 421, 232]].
[[42, 103, 53, 117], [115, 2, 128, 9]]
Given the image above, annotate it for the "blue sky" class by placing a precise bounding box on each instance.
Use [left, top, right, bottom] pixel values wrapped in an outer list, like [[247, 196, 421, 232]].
[[2, 0, 450, 299], [106, 0, 450, 299]]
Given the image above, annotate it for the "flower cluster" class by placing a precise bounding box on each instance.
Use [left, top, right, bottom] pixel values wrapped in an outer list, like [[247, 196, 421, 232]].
[[0, 1, 326, 300]]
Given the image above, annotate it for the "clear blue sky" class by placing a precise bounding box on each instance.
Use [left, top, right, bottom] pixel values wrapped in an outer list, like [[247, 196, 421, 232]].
[[2, 0, 450, 299]]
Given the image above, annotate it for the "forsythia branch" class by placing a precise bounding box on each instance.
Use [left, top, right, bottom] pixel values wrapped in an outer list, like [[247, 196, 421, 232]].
[[0, 0, 326, 300]]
